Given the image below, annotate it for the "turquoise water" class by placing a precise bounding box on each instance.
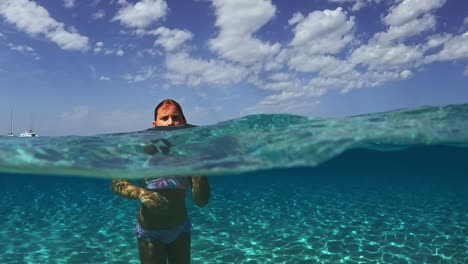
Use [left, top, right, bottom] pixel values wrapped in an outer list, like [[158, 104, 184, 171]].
[[0, 104, 467, 263]]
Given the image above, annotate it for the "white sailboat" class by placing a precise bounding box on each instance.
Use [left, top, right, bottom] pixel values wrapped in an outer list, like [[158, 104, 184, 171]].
[[19, 129, 39, 137], [19, 114, 39, 137]]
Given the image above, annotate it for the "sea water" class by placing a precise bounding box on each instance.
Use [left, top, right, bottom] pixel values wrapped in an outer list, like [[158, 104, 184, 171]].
[[0, 104, 467, 263]]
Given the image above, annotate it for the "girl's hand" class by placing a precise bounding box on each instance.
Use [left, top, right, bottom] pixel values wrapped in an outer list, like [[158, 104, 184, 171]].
[[139, 190, 168, 208]]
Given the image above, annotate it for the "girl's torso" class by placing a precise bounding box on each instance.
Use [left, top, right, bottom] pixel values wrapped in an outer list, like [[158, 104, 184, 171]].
[[138, 176, 190, 229]]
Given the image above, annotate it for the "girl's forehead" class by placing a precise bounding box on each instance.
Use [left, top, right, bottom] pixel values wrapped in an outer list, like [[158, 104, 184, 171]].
[[158, 104, 180, 114]]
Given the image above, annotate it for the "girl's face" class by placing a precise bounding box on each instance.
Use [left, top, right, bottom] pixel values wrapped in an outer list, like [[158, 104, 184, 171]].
[[153, 104, 185, 127]]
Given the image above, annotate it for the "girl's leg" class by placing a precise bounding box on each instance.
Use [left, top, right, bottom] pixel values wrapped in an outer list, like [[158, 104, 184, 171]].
[[137, 238, 167, 264], [166, 231, 191, 264]]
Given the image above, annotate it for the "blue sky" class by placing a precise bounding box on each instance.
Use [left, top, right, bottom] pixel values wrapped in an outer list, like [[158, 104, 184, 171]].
[[1, 0, 467, 136]]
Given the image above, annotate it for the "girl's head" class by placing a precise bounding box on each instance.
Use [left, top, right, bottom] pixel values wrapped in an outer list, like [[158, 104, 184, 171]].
[[153, 99, 187, 127]]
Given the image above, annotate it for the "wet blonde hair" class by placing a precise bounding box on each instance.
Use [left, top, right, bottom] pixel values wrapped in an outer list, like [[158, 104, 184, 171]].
[[154, 99, 187, 124]]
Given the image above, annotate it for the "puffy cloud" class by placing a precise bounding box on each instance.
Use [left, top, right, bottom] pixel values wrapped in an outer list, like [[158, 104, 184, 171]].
[[116, 49, 124, 56], [151, 27, 193, 52], [308, 70, 411, 93], [165, 52, 248, 86], [93, 42, 125, 56], [63, 0, 75, 8], [349, 43, 423, 70], [47, 28, 89, 50], [208, 0, 281, 65], [288, 54, 355, 77], [247, 91, 321, 116], [289, 8, 355, 55], [113, 0, 168, 29], [384, 0, 446, 26], [372, 14, 437, 43], [426, 33, 468, 62], [8, 42, 40, 59], [137, 48, 162, 57], [92, 10, 105, 20], [400, 70, 413, 79], [268, 73, 293, 82], [288, 12, 304, 25], [248, 73, 302, 92], [0, 0, 89, 51], [94, 41, 104, 53], [423, 33, 453, 51], [123, 66, 158, 83], [8, 43, 34, 52], [327, 0, 382, 11], [99, 76, 111, 81]]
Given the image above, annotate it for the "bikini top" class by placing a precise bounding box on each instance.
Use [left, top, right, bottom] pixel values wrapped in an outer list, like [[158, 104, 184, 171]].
[[142, 176, 189, 191]]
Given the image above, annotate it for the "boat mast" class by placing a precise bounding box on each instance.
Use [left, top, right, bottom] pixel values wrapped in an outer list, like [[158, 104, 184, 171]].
[[9, 109, 13, 135]]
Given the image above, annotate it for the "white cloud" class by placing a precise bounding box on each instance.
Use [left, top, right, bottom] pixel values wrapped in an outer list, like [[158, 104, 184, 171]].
[[137, 48, 162, 57], [94, 41, 104, 53], [150, 27, 193, 52], [165, 52, 248, 86], [249, 73, 302, 92], [288, 12, 304, 25], [256, 91, 306, 107], [92, 10, 105, 20], [0, 32, 5, 38], [400, 69, 413, 79], [99, 76, 111, 81], [372, 14, 437, 43], [423, 33, 452, 51], [288, 54, 355, 77], [63, 0, 75, 8], [68, 26, 78, 34], [208, 0, 281, 65], [384, 0, 446, 26], [8, 43, 34, 52], [116, 49, 124, 56], [261, 48, 289, 71], [93, 42, 125, 56], [307, 69, 411, 93], [248, 91, 321, 116], [426, 33, 468, 61], [289, 8, 355, 55], [0, 0, 89, 51], [113, 0, 168, 28], [327, 0, 383, 11], [268, 73, 293, 82], [349, 43, 423, 70], [8, 42, 40, 59], [48, 29, 89, 50], [123, 66, 158, 83]]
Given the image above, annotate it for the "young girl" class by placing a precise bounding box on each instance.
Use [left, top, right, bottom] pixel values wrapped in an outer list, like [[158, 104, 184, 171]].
[[111, 99, 210, 263]]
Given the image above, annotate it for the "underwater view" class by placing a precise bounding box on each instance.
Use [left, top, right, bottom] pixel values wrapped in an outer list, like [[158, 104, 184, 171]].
[[0, 103, 467, 263], [2, 0, 468, 263]]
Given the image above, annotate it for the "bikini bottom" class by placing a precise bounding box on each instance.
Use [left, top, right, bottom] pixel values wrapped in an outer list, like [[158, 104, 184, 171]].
[[135, 218, 191, 244]]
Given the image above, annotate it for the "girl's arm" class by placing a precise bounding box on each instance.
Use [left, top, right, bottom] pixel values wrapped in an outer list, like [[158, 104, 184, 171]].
[[110, 179, 167, 207], [191, 176, 210, 208], [111, 179, 145, 200]]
